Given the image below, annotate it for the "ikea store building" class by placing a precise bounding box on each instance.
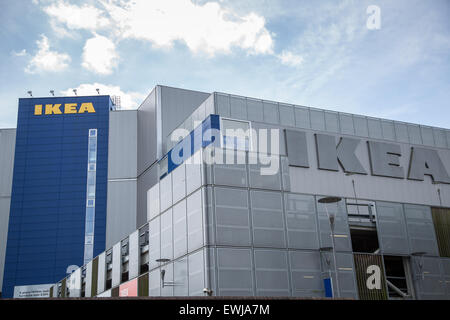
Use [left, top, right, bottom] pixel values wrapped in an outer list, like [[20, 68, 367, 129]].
[[0, 85, 449, 299]]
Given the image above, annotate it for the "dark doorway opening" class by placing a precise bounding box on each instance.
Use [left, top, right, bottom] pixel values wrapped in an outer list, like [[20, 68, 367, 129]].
[[350, 228, 380, 253], [383, 256, 413, 299]]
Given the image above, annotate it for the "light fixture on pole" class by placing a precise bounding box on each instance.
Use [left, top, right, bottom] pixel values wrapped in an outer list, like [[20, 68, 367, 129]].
[[411, 251, 427, 281], [156, 258, 173, 288], [318, 196, 342, 298]]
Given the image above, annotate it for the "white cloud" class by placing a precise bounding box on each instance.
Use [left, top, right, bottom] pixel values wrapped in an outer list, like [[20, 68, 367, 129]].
[[43, 0, 274, 56], [60, 83, 145, 109], [12, 49, 27, 57], [43, 0, 110, 32], [25, 35, 71, 74], [82, 34, 119, 75], [277, 50, 303, 67]]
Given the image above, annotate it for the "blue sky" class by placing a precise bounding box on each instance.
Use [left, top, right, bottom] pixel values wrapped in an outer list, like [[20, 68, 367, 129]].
[[0, 0, 449, 129]]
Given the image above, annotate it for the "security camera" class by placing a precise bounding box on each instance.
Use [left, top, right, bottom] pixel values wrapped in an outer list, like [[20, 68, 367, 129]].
[[203, 288, 213, 296]]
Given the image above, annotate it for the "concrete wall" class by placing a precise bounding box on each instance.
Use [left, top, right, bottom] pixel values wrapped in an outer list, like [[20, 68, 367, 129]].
[[0, 129, 16, 294]]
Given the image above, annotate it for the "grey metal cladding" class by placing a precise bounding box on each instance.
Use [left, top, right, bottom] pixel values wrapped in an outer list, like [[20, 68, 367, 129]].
[[315, 133, 339, 171], [408, 147, 450, 183], [108, 111, 137, 179], [97, 252, 106, 294], [112, 243, 121, 287], [106, 180, 137, 249], [404, 204, 439, 257], [376, 201, 410, 255], [285, 129, 309, 168], [367, 141, 404, 178], [137, 88, 157, 175], [336, 137, 367, 174], [411, 256, 446, 300], [128, 230, 140, 280], [254, 249, 290, 296]]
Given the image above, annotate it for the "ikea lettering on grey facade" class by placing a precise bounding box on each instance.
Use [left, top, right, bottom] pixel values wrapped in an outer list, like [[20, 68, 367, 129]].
[[0, 86, 449, 300], [285, 130, 450, 183]]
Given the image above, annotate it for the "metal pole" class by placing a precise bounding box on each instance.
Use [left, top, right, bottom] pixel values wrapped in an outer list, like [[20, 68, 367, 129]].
[[324, 205, 340, 298]]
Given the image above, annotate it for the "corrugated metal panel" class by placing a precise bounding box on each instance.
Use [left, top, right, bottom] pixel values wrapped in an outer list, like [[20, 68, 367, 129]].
[[432, 208, 450, 257], [353, 254, 388, 300], [91, 257, 99, 297]]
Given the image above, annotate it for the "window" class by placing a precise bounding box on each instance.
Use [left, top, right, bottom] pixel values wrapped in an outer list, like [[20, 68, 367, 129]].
[[220, 118, 252, 151], [89, 129, 97, 137], [87, 199, 95, 207]]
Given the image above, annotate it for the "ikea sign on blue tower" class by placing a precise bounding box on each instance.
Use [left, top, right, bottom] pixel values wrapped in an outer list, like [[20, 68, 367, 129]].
[[2, 95, 112, 298]]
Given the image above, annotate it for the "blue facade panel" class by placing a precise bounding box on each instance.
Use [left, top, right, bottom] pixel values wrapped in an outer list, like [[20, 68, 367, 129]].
[[2, 96, 111, 298]]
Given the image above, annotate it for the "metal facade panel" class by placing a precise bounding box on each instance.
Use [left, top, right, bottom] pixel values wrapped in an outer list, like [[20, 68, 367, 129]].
[[137, 164, 158, 228], [161, 86, 209, 155], [3, 96, 110, 298], [411, 256, 446, 300], [112, 243, 121, 288], [128, 230, 139, 280], [0, 129, 15, 196], [108, 111, 137, 179], [85, 261, 93, 297], [0, 198, 11, 292], [97, 252, 106, 294], [137, 88, 157, 176], [376, 201, 410, 255], [404, 204, 439, 257], [106, 180, 137, 249]]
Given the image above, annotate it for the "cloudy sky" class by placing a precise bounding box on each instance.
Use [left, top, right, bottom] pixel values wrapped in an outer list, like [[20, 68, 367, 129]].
[[0, 0, 449, 129]]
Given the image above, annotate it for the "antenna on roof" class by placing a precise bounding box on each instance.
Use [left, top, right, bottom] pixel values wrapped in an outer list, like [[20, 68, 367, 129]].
[[96, 88, 100, 95], [50, 90, 55, 96], [73, 89, 77, 96], [27, 91, 32, 97]]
